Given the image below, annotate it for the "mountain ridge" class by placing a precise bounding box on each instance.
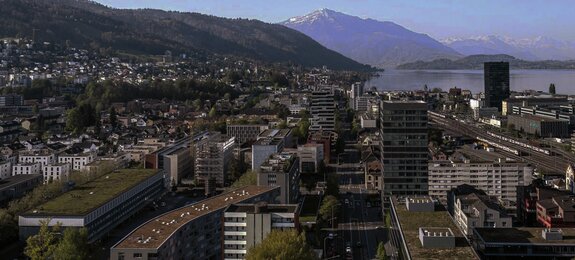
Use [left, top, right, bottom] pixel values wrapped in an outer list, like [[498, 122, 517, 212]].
[[396, 54, 575, 70], [281, 9, 462, 68], [0, 0, 371, 70]]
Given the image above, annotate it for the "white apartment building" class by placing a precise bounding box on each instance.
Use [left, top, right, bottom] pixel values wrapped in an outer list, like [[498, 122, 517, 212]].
[[223, 203, 298, 260], [12, 163, 42, 176], [42, 163, 71, 183], [297, 143, 324, 173], [18, 151, 56, 166], [429, 147, 532, 206], [58, 153, 95, 171], [454, 192, 512, 236], [0, 160, 12, 179]]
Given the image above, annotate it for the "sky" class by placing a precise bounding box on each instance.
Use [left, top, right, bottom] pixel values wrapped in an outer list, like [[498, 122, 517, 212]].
[[95, 0, 575, 41]]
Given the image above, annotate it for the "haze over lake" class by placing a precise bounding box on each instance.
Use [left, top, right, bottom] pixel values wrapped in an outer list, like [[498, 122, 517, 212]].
[[366, 70, 575, 95]]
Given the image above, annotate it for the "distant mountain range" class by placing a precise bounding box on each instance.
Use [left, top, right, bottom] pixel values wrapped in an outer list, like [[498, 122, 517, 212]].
[[281, 9, 461, 68], [397, 54, 575, 70], [442, 35, 575, 61], [0, 0, 370, 71]]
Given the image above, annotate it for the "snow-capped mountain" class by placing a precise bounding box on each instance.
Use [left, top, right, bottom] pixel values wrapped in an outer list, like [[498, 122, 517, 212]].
[[281, 9, 461, 68], [442, 35, 575, 60]]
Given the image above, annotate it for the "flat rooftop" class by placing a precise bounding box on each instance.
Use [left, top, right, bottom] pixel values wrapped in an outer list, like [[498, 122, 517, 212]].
[[392, 197, 477, 260], [24, 169, 157, 216], [508, 113, 567, 123], [225, 203, 297, 214], [113, 185, 277, 249], [475, 228, 575, 244], [0, 174, 42, 190]]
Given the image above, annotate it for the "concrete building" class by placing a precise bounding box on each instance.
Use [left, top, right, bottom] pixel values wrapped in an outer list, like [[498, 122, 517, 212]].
[[507, 114, 570, 138], [360, 113, 377, 129], [0, 174, 42, 206], [309, 87, 336, 131], [257, 152, 300, 204], [453, 192, 512, 236], [256, 129, 293, 148], [0, 94, 23, 107], [502, 96, 569, 116], [472, 228, 575, 259], [163, 147, 192, 186], [484, 62, 510, 110], [19, 169, 165, 242], [388, 196, 476, 260], [194, 132, 236, 187], [226, 124, 269, 144], [536, 195, 575, 228], [12, 163, 41, 176], [58, 152, 95, 171], [251, 138, 284, 171], [110, 186, 280, 260], [379, 101, 428, 195], [223, 203, 299, 260], [0, 160, 12, 179], [18, 150, 56, 166], [512, 105, 575, 127], [429, 146, 532, 208], [297, 143, 324, 173], [42, 163, 71, 183]]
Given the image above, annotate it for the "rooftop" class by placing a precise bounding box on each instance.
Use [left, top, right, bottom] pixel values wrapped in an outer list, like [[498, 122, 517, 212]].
[[225, 203, 298, 214], [0, 174, 42, 190], [392, 197, 477, 260], [475, 228, 575, 244], [24, 168, 157, 216], [113, 185, 278, 249], [508, 113, 567, 123]]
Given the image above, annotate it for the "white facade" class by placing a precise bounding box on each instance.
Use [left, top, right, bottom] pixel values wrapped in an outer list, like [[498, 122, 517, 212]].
[[429, 160, 532, 205], [0, 160, 12, 179], [453, 193, 513, 236], [297, 144, 323, 173], [42, 163, 71, 183], [58, 153, 95, 171], [19, 153, 56, 166], [12, 163, 42, 176]]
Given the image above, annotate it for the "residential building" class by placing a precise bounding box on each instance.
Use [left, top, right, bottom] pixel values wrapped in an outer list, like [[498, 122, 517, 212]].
[[0, 160, 11, 179], [12, 163, 41, 176], [536, 195, 575, 228], [58, 152, 95, 171], [18, 150, 56, 166], [110, 186, 280, 260], [472, 228, 575, 259], [251, 138, 284, 171], [226, 124, 269, 144], [380, 101, 428, 195], [297, 143, 324, 173], [309, 87, 336, 131], [517, 180, 571, 226], [388, 196, 477, 260], [42, 163, 71, 183], [453, 191, 512, 236], [257, 152, 300, 204], [484, 62, 510, 110], [194, 132, 236, 187], [19, 169, 165, 242], [502, 96, 569, 116], [0, 121, 21, 144], [257, 129, 293, 148], [0, 94, 23, 107], [163, 147, 192, 186], [360, 113, 377, 129], [0, 174, 42, 206], [223, 203, 299, 260], [429, 146, 532, 208], [507, 114, 570, 138], [512, 105, 575, 127]]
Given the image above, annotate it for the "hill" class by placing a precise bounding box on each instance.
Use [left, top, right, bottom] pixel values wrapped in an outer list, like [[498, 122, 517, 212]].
[[0, 0, 371, 70], [281, 9, 461, 68], [397, 54, 575, 70]]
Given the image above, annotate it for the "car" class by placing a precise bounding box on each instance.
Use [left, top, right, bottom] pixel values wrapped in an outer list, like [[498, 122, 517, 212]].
[[345, 246, 352, 253]]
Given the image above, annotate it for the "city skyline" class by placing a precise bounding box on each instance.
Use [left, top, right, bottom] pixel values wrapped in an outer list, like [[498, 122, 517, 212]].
[[95, 0, 575, 42]]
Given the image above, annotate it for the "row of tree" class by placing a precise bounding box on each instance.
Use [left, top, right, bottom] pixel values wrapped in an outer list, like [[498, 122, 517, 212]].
[[25, 221, 89, 260]]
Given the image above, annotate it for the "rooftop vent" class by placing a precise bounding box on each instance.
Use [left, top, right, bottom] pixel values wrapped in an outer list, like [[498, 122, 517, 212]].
[[542, 228, 563, 241]]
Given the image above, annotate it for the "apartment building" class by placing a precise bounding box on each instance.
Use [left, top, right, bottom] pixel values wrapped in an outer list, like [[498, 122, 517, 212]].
[[309, 87, 336, 132], [297, 143, 323, 173], [453, 192, 512, 236], [257, 152, 300, 204], [18, 150, 56, 166], [0, 160, 11, 179], [58, 152, 95, 171], [12, 163, 41, 176], [251, 138, 284, 171], [42, 163, 71, 183], [194, 132, 236, 187], [227, 124, 269, 144], [223, 203, 299, 260]]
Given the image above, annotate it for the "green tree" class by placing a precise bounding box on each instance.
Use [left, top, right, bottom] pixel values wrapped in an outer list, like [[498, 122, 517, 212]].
[[376, 241, 387, 260], [208, 106, 217, 118], [325, 172, 339, 197], [229, 170, 257, 189], [245, 230, 317, 260], [53, 228, 89, 260], [549, 83, 556, 95], [192, 99, 203, 111], [109, 107, 118, 129], [319, 195, 340, 225], [24, 220, 61, 260]]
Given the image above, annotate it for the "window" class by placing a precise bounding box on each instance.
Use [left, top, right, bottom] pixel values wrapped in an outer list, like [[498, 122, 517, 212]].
[[133, 253, 143, 258]]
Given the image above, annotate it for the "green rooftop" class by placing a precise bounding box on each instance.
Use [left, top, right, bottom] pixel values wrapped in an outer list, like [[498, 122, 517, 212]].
[[392, 198, 477, 260], [28, 169, 157, 216]]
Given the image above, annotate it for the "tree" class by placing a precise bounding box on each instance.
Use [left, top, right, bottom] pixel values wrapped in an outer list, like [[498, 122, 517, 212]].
[[25, 220, 61, 260], [53, 228, 89, 260], [376, 241, 387, 260], [549, 83, 556, 95], [109, 107, 118, 129], [245, 230, 317, 260], [229, 170, 257, 189], [325, 172, 339, 197], [319, 195, 340, 225], [208, 106, 217, 118]]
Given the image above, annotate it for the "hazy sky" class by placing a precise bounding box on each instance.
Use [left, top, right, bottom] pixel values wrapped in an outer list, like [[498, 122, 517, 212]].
[[95, 0, 575, 41]]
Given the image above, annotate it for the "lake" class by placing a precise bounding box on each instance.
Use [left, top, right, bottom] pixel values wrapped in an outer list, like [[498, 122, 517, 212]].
[[366, 70, 575, 95]]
